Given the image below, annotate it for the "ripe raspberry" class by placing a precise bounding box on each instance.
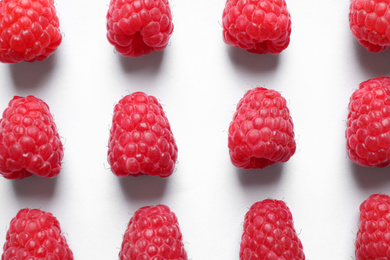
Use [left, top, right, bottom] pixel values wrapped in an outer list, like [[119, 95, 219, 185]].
[[0, 95, 64, 179], [349, 0, 390, 53], [356, 194, 390, 259], [240, 199, 305, 260], [108, 92, 178, 177], [119, 204, 188, 260], [0, 0, 62, 63], [2, 208, 73, 260], [106, 0, 174, 57], [222, 0, 292, 54], [346, 76, 390, 167], [228, 87, 296, 169]]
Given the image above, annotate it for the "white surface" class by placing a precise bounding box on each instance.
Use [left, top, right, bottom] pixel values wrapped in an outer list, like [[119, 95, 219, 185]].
[[0, 0, 390, 259]]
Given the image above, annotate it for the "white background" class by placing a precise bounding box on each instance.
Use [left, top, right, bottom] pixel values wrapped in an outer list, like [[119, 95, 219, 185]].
[[0, 0, 389, 259]]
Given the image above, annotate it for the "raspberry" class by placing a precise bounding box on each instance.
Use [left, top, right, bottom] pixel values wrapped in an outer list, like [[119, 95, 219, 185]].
[[106, 0, 174, 57], [0, 95, 64, 179], [228, 87, 296, 169], [349, 0, 390, 53], [108, 92, 178, 177], [356, 194, 390, 259], [2, 208, 73, 260], [119, 204, 188, 260], [222, 0, 292, 54], [240, 199, 305, 260], [0, 0, 62, 63], [346, 76, 390, 167]]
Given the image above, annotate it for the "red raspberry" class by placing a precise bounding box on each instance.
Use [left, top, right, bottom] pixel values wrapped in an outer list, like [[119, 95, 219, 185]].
[[222, 0, 292, 54], [356, 194, 390, 259], [240, 199, 305, 260], [106, 0, 174, 57], [349, 0, 390, 53], [228, 87, 296, 169], [0, 0, 62, 63], [108, 92, 178, 177], [2, 208, 73, 260], [0, 95, 64, 180], [346, 76, 390, 167], [119, 204, 188, 260]]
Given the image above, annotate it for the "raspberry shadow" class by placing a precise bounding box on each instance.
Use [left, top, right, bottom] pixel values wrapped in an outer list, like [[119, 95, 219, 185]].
[[227, 47, 280, 73], [353, 40, 390, 76], [236, 163, 284, 186], [10, 174, 58, 199], [118, 175, 168, 200], [118, 50, 164, 73], [9, 54, 58, 90], [350, 161, 390, 189]]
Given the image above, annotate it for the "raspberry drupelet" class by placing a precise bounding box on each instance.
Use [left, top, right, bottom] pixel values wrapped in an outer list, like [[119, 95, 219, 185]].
[[356, 194, 390, 259], [119, 204, 188, 260], [222, 0, 292, 54], [240, 199, 305, 260], [346, 76, 390, 167], [2, 208, 73, 260], [228, 87, 296, 169], [106, 0, 174, 57], [108, 92, 178, 177], [0, 0, 62, 63], [349, 0, 390, 52], [0, 95, 64, 179]]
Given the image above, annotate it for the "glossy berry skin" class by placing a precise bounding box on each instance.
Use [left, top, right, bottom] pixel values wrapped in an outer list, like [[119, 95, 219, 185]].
[[240, 199, 305, 260], [108, 92, 177, 177], [222, 0, 292, 54], [106, 0, 174, 57], [0, 0, 62, 63], [228, 87, 296, 169], [356, 194, 390, 259], [346, 77, 390, 167], [0, 96, 63, 179], [349, 0, 390, 53], [2, 208, 73, 260], [119, 204, 188, 260]]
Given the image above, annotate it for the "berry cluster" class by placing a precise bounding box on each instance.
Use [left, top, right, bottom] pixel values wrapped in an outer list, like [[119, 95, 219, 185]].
[[1, 205, 188, 260], [0, 0, 389, 63], [1, 0, 390, 259], [0, 87, 298, 180], [1, 202, 305, 260], [346, 1, 390, 255]]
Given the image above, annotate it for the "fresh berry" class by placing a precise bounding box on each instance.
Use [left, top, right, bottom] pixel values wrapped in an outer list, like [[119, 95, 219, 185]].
[[356, 194, 390, 259], [108, 92, 178, 177], [240, 199, 305, 260], [0, 0, 62, 63], [349, 0, 390, 53], [106, 0, 174, 57], [228, 87, 296, 169], [0, 95, 64, 179], [119, 204, 188, 260], [346, 76, 390, 167], [222, 0, 292, 54], [2, 208, 73, 260]]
